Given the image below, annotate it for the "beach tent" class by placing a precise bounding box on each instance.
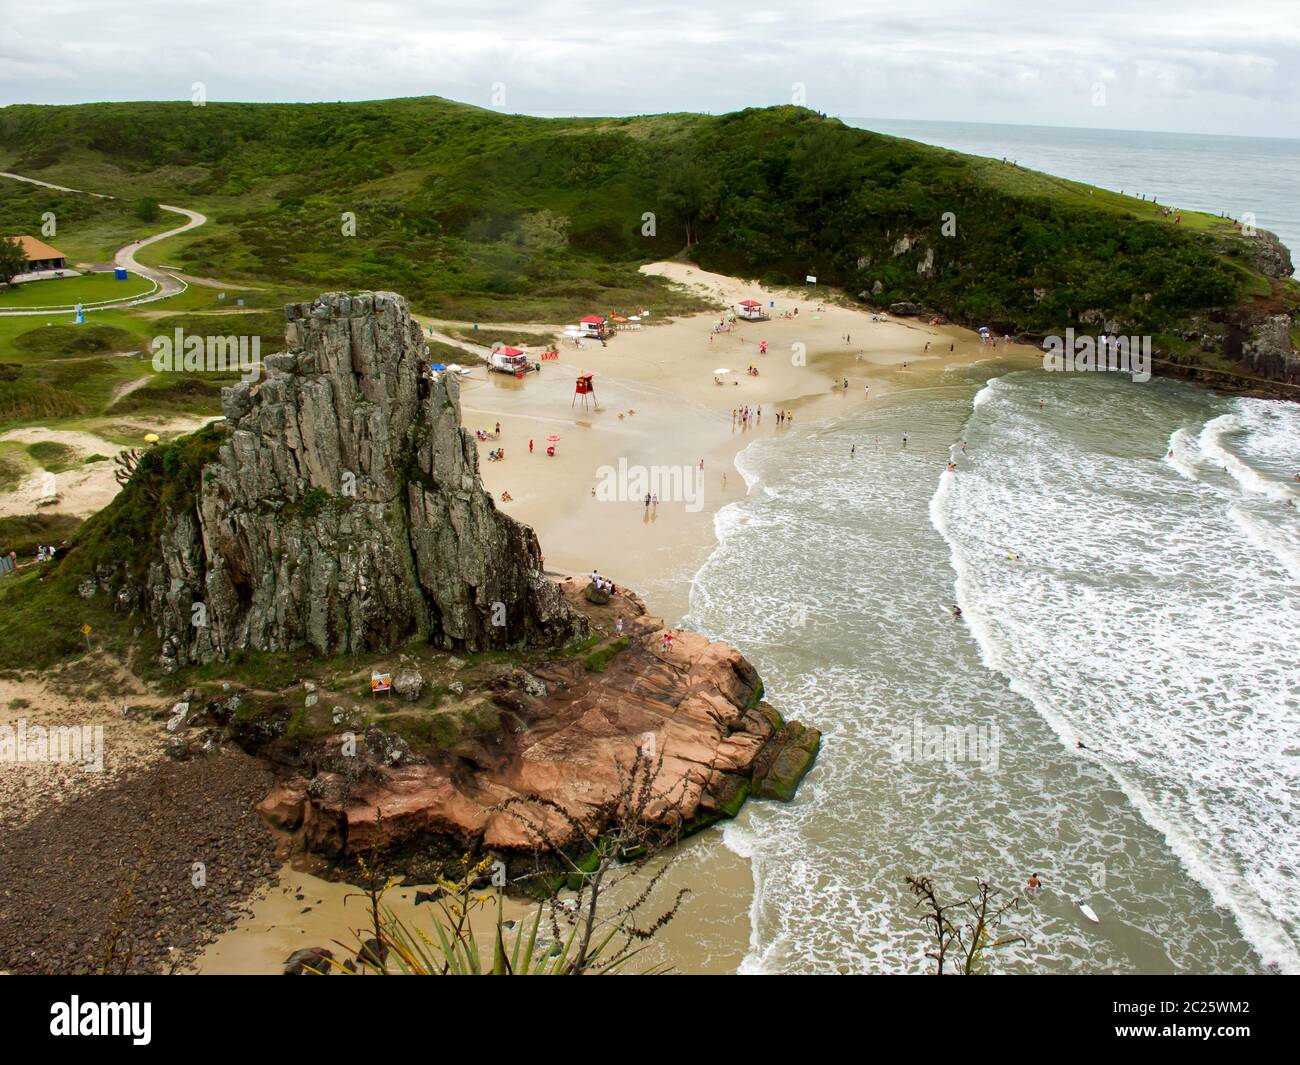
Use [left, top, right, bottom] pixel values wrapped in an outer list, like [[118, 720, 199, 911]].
[[736, 299, 769, 321], [579, 315, 607, 337]]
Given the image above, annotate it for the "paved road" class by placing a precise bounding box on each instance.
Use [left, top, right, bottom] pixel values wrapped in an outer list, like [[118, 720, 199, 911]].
[[112, 204, 207, 299], [0, 172, 207, 315]]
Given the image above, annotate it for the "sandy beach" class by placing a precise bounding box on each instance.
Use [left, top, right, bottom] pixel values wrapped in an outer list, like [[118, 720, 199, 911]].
[[459, 262, 1034, 621], [193, 264, 1041, 974]]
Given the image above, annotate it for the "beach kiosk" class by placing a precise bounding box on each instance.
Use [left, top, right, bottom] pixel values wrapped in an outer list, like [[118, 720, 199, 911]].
[[572, 370, 596, 411], [578, 315, 608, 338], [736, 299, 769, 322], [489, 346, 535, 375]]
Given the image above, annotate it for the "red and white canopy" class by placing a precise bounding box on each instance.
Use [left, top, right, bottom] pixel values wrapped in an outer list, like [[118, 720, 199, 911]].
[[580, 315, 605, 324], [737, 299, 762, 308], [498, 346, 525, 357]]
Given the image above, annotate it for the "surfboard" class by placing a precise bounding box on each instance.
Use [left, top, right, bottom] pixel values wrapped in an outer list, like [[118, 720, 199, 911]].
[[1077, 900, 1100, 924]]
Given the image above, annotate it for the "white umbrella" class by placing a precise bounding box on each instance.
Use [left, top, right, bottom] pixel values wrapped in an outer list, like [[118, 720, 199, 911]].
[[714, 367, 731, 374]]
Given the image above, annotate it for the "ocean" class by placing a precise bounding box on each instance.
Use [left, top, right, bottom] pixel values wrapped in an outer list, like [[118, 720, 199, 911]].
[[845, 118, 1300, 274], [685, 363, 1299, 973]]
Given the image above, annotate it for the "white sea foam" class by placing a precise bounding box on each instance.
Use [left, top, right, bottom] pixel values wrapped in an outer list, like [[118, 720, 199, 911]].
[[1200, 413, 1300, 511], [934, 373, 1300, 972], [686, 371, 1270, 975]]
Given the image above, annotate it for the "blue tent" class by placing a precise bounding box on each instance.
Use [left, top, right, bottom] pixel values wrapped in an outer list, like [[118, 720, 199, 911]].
[[431, 363, 447, 371]]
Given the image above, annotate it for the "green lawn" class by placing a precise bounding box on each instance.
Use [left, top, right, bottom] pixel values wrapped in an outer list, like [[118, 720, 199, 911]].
[[0, 271, 155, 309]]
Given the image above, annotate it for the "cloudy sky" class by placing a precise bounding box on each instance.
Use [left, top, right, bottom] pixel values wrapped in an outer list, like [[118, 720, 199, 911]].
[[2, 0, 1297, 137]]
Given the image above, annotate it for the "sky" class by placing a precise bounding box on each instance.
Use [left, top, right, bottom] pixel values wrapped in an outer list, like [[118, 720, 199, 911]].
[[1, 0, 1297, 138]]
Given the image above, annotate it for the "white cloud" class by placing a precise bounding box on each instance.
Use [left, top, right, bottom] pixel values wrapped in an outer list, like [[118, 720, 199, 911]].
[[0, 0, 1295, 137]]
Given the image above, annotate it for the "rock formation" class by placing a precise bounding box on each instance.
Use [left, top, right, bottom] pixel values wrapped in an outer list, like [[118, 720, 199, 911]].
[[148, 292, 584, 670], [253, 582, 821, 864]]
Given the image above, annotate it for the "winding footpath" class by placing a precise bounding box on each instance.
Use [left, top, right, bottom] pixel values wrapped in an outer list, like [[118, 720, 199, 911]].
[[0, 171, 207, 316]]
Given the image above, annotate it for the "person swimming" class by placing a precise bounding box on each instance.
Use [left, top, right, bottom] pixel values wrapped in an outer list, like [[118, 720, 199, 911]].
[[1027, 872, 1042, 895], [950, 605, 962, 619]]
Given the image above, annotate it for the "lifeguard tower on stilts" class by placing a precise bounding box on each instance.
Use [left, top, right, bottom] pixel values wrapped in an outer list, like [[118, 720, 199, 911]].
[[572, 370, 597, 411]]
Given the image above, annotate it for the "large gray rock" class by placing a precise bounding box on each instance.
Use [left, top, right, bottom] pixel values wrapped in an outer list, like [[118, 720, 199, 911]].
[[147, 291, 586, 666]]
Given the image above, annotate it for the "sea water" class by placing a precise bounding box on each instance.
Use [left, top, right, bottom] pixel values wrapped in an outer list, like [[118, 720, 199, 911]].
[[847, 118, 1300, 274], [685, 364, 1298, 973]]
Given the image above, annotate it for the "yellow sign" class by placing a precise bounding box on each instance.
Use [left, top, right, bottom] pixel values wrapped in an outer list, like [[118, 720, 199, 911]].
[[370, 671, 391, 693], [81, 624, 92, 636]]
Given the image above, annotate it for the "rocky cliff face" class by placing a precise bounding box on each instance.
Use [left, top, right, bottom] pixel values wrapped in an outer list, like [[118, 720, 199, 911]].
[[251, 581, 821, 864], [149, 291, 584, 671]]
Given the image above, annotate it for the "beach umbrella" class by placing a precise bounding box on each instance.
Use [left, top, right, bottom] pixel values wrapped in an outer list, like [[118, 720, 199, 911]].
[[546, 434, 560, 442], [714, 368, 731, 374]]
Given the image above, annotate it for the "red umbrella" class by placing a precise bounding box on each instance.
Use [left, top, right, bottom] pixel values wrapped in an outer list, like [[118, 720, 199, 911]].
[[546, 434, 560, 442]]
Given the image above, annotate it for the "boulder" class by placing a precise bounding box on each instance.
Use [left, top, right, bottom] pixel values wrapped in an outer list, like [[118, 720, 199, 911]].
[[392, 668, 424, 701]]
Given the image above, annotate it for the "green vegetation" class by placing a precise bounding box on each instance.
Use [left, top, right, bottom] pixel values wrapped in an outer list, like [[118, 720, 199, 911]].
[[25, 440, 78, 472], [0, 179, 175, 265], [12, 322, 140, 358], [0, 271, 154, 308], [584, 636, 629, 672], [0, 512, 82, 557], [0, 97, 1280, 337], [0, 424, 225, 673]]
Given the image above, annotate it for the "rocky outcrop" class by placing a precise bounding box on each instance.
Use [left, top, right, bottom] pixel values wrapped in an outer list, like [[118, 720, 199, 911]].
[[147, 292, 585, 669], [1246, 228, 1295, 281], [255, 581, 822, 866]]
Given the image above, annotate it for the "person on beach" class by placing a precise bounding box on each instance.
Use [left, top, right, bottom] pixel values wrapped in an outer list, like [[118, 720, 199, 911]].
[[644, 493, 652, 510], [1027, 873, 1042, 895], [616, 616, 624, 636], [529, 439, 534, 453]]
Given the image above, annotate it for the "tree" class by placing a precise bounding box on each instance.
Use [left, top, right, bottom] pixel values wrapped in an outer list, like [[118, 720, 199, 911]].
[[0, 237, 26, 286], [133, 198, 161, 223], [906, 875, 1024, 974], [661, 144, 721, 249]]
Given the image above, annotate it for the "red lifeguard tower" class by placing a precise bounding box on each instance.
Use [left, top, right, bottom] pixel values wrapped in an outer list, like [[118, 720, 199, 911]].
[[572, 370, 596, 410]]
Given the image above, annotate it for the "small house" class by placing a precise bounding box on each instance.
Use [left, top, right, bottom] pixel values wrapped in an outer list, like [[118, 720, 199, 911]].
[[736, 299, 769, 322], [6, 236, 68, 273], [578, 315, 607, 337]]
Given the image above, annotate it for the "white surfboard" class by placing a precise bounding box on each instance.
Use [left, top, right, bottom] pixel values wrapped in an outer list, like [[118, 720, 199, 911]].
[[1077, 900, 1100, 924]]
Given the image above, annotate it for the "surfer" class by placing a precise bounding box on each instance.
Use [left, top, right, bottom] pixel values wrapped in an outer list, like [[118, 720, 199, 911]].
[[950, 605, 962, 619]]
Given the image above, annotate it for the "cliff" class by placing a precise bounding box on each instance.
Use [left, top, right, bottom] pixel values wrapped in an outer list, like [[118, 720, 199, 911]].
[[148, 291, 585, 671], [89, 291, 819, 871]]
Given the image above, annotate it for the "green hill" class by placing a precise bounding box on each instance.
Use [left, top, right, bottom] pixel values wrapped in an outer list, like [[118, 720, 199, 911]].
[[1, 96, 1296, 383]]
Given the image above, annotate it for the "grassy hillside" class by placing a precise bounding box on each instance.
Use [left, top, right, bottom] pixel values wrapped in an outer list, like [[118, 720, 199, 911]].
[[3, 97, 1289, 340]]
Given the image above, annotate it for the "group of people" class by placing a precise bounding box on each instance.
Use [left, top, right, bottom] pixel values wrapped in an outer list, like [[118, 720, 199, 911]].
[[35, 544, 58, 562], [486, 447, 505, 461], [590, 570, 618, 595], [732, 405, 761, 428]]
